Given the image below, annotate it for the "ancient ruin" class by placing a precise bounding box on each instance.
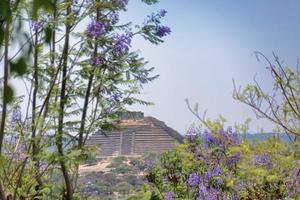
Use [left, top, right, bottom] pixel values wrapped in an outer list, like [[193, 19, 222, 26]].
[[86, 112, 184, 157]]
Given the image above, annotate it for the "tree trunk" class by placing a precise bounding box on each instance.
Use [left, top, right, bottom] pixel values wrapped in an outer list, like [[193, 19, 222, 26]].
[[56, 1, 73, 199], [0, 13, 10, 200]]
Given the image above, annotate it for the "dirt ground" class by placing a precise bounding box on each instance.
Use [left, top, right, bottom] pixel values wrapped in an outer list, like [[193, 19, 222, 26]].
[[78, 157, 113, 174]]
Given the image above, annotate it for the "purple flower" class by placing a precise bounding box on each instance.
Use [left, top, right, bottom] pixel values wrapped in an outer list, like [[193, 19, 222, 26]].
[[186, 134, 197, 142], [113, 31, 132, 56], [105, 107, 112, 114], [146, 10, 167, 25], [110, 93, 122, 102], [10, 108, 22, 128], [164, 192, 176, 200], [185, 125, 201, 142], [73, 8, 80, 16], [203, 132, 222, 147], [227, 126, 233, 134], [205, 166, 223, 180], [99, 85, 107, 95], [154, 25, 171, 38], [108, 12, 119, 24], [12, 151, 25, 162], [159, 9, 167, 17], [143, 10, 171, 39], [87, 21, 105, 38], [188, 173, 200, 187], [215, 177, 224, 185], [227, 153, 241, 167], [219, 128, 238, 145], [219, 129, 239, 145], [89, 57, 101, 66], [199, 184, 218, 200], [31, 21, 42, 32], [144, 160, 155, 171], [114, 0, 128, 7], [253, 154, 273, 170], [196, 155, 204, 161]]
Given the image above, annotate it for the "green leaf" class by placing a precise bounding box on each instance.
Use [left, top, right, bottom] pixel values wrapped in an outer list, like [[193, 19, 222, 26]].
[[0, 0, 11, 20], [44, 25, 52, 44], [4, 84, 14, 104], [12, 0, 21, 10], [0, 28, 3, 45], [32, 0, 54, 19], [10, 57, 27, 76]]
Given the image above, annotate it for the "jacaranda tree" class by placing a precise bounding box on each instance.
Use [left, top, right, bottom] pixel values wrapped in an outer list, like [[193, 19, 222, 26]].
[[0, 0, 171, 199]]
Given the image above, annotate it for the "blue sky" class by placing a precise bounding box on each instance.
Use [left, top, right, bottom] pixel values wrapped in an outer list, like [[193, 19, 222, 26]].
[[122, 0, 300, 134]]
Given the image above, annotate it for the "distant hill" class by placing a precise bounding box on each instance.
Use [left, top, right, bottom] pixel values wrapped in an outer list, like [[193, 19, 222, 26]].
[[239, 133, 298, 143]]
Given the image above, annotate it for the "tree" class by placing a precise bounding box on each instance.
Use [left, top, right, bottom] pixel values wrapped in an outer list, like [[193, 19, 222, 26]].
[[0, 0, 171, 199], [233, 52, 300, 142]]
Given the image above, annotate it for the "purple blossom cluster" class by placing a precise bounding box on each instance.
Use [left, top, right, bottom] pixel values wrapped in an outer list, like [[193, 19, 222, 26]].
[[144, 9, 171, 38], [287, 168, 300, 197], [188, 173, 200, 187], [202, 129, 239, 151], [219, 129, 239, 145], [87, 21, 105, 38], [154, 26, 171, 38], [227, 153, 241, 168], [144, 160, 156, 172], [113, 31, 132, 56], [89, 57, 101, 66], [12, 151, 26, 162], [108, 12, 119, 24], [114, 0, 128, 7], [146, 9, 168, 24], [110, 92, 123, 102], [185, 125, 201, 142], [203, 131, 224, 148], [164, 191, 176, 200], [187, 166, 225, 199], [253, 154, 273, 170], [198, 185, 219, 200], [31, 21, 42, 32], [10, 108, 22, 128], [204, 166, 223, 181]]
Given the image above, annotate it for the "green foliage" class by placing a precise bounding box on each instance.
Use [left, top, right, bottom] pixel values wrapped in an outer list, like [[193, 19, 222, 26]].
[[116, 182, 134, 195], [126, 184, 159, 200], [107, 156, 128, 168], [32, 0, 54, 19], [0, 0, 171, 199], [9, 57, 27, 76], [111, 163, 132, 174], [3, 84, 14, 103], [0, 0, 11, 21], [143, 118, 300, 200], [233, 52, 300, 138]]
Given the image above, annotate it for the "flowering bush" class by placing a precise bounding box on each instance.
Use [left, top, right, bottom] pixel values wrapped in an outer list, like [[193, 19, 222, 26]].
[[145, 120, 300, 200]]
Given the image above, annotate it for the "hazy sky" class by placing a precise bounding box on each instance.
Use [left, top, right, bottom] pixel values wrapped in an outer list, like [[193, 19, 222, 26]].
[[122, 0, 300, 134]]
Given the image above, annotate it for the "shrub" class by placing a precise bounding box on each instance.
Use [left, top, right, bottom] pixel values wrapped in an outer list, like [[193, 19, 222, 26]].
[[115, 182, 134, 195], [145, 121, 300, 200], [95, 181, 114, 195], [112, 164, 132, 174], [107, 156, 128, 168]]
